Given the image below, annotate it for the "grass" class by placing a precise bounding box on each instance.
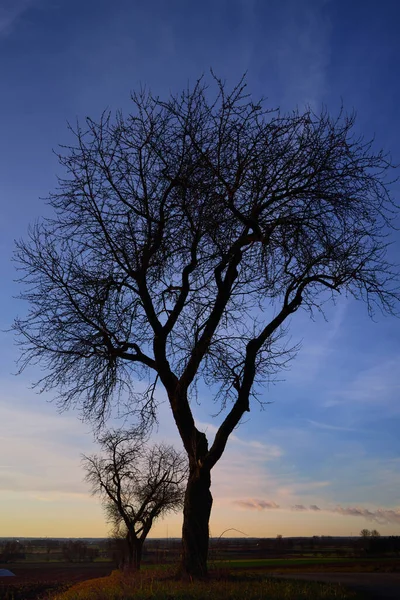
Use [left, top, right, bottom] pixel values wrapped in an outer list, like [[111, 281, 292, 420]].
[[211, 556, 396, 568], [213, 558, 354, 568], [49, 567, 362, 600], [206, 556, 400, 576], [0, 581, 70, 600]]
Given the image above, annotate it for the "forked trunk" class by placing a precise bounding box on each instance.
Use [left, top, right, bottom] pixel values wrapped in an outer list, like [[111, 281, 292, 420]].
[[181, 463, 212, 578]]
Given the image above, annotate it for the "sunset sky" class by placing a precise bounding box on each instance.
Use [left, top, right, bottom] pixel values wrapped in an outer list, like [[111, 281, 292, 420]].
[[1, 0, 400, 540]]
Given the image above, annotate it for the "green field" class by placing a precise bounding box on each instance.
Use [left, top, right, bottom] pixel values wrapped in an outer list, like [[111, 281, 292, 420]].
[[212, 556, 396, 569]]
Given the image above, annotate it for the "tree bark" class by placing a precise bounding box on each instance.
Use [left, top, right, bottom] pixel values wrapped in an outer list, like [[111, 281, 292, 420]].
[[181, 461, 212, 578], [126, 533, 143, 571]]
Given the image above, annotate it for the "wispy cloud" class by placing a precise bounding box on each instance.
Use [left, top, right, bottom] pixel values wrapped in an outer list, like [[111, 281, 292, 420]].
[[271, 0, 332, 109], [0, 391, 93, 496], [233, 498, 400, 525], [331, 506, 400, 525], [306, 419, 359, 433], [0, 0, 33, 36], [196, 420, 283, 459], [324, 357, 400, 413], [233, 499, 280, 511], [286, 297, 348, 386]]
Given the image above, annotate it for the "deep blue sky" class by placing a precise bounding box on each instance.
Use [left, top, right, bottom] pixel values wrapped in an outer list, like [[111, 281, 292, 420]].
[[0, 0, 400, 537]]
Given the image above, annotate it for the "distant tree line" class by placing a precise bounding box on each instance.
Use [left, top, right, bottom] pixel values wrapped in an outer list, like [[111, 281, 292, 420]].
[[61, 540, 99, 563], [367, 536, 400, 554], [0, 540, 25, 563], [0, 539, 101, 564], [360, 528, 380, 538]]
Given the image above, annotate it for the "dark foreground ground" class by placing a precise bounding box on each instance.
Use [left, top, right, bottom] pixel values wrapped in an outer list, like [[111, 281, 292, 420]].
[[0, 562, 114, 599], [270, 572, 400, 600], [1, 558, 399, 599]]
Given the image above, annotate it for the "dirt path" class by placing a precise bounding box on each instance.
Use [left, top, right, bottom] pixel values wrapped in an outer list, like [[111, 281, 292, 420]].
[[269, 572, 400, 599]]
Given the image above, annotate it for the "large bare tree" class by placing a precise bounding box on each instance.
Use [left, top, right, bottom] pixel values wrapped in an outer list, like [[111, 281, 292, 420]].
[[14, 75, 398, 577], [83, 430, 186, 570]]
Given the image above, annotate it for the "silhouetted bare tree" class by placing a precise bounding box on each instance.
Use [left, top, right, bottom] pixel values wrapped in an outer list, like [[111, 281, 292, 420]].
[[82, 430, 186, 570], [14, 74, 398, 577], [370, 529, 381, 538], [360, 529, 372, 537]]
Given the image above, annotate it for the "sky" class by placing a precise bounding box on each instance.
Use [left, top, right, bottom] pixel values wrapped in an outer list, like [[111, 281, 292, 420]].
[[0, 0, 400, 540]]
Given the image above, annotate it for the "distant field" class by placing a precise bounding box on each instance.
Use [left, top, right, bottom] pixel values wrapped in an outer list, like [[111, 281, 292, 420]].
[[0, 560, 113, 572], [214, 556, 395, 567], [212, 556, 400, 574]]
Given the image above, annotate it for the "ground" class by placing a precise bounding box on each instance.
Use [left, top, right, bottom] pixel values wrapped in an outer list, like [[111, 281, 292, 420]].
[[0, 556, 399, 599], [0, 561, 114, 599], [269, 572, 400, 600]]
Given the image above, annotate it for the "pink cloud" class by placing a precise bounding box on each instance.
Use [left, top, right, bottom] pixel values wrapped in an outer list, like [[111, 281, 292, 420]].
[[233, 499, 280, 511], [332, 506, 400, 525], [233, 498, 400, 524]]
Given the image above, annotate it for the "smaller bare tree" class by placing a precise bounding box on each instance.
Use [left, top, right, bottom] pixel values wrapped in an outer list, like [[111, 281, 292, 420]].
[[82, 430, 187, 570], [370, 529, 381, 538], [360, 528, 372, 538]]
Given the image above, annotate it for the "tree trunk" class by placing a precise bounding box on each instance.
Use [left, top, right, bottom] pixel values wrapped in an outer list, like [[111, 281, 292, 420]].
[[181, 463, 212, 578], [126, 533, 143, 571], [133, 540, 143, 570]]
